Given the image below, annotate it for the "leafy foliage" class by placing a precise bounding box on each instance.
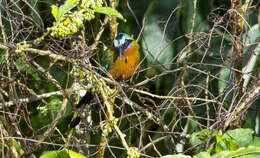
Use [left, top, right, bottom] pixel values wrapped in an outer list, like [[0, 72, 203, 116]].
[[0, 0, 259, 158]]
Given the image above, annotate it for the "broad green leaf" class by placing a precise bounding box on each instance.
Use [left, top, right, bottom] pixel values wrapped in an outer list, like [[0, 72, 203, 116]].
[[187, 129, 217, 146], [213, 146, 260, 158], [161, 154, 191, 158], [194, 152, 211, 158], [58, 0, 80, 20], [215, 133, 238, 153], [40, 148, 86, 158], [40, 150, 70, 158], [212, 150, 229, 158], [64, 148, 86, 158], [142, 1, 173, 71], [93, 7, 126, 22], [51, 5, 59, 21], [141, 1, 174, 92], [214, 129, 254, 154], [225, 128, 254, 147], [51, 0, 80, 21], [249, 137, 260, 147]]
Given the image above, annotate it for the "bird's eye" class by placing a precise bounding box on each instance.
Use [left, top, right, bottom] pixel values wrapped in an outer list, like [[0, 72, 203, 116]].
[[124, 39, 132, 50], [124, 41, 129, 49]]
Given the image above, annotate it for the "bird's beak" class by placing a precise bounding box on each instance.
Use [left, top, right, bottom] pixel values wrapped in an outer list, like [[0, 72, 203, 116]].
[[119, 46, 124, 60]]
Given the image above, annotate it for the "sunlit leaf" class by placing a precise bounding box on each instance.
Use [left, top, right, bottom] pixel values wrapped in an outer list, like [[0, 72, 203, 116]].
[[215, 133, 238, 153], [93, 7, 126, 22], [161, 154, 192, 158], [51, 5, 59, 21], [12, 139, 24, 155], [40, 148, 86, 158], [40, 150, 70, 158], [51, 0, 80, 21], [65, 148, 86, 158]]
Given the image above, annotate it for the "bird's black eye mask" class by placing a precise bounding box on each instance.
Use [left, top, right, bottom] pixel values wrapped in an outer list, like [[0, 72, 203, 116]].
[[123, 39, 133, 50], [114, 39, 133, 61]]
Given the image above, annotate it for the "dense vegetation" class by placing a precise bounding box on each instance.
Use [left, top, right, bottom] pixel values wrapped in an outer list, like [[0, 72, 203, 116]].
[[0, 0, 259, 158]]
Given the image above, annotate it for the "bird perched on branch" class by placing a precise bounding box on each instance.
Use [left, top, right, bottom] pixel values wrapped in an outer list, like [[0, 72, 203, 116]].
[[78, 33, 140, 108], [104, 32, 140, 80], [70, 33, 140, 128]]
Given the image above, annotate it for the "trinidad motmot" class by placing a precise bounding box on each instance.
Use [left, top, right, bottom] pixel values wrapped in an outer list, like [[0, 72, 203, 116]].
[[70, 33, 140, 128], [80, 33, 140, 107], [80, 33, 140, 106], [104, 32, 140, 80]]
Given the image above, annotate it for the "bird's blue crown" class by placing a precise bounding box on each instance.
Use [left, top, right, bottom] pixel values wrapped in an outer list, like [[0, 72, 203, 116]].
[[113, 33, 132, 48]]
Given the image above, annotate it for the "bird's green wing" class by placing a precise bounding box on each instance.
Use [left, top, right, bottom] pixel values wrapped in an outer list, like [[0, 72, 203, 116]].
[[100, 49, 114, 74]]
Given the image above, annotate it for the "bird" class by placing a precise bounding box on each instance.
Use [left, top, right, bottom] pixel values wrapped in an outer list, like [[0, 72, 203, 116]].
[[104, 32, 140, 80], [70, 33, 140, 128]]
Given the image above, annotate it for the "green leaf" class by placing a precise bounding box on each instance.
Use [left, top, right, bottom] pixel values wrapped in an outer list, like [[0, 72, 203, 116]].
[[64, 148, 86, 158], [51, 5, 59, 21], [161, 154, 192, 158], [51, 0, 80, 21], [194, 152, 211, 158], [214, 128, 254, 154], [249, 137, 260, 147], [40, 148, 86, 158], [141, 1, 175, 92], [215, 133, 238, 153], [11, 139, 24, 155], [225, 128, 254, 147], [50, 97, 62, 112], [0, 53, 6, 64], [40, 150, 70, 158], [212, 146, 260, 158], [93, 7, 126, 22], [187, 129, 217, 146], [142, 1, 173, 70]]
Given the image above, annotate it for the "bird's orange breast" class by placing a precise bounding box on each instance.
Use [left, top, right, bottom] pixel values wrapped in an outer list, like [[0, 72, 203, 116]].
[[108, 41, 140, 80]]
